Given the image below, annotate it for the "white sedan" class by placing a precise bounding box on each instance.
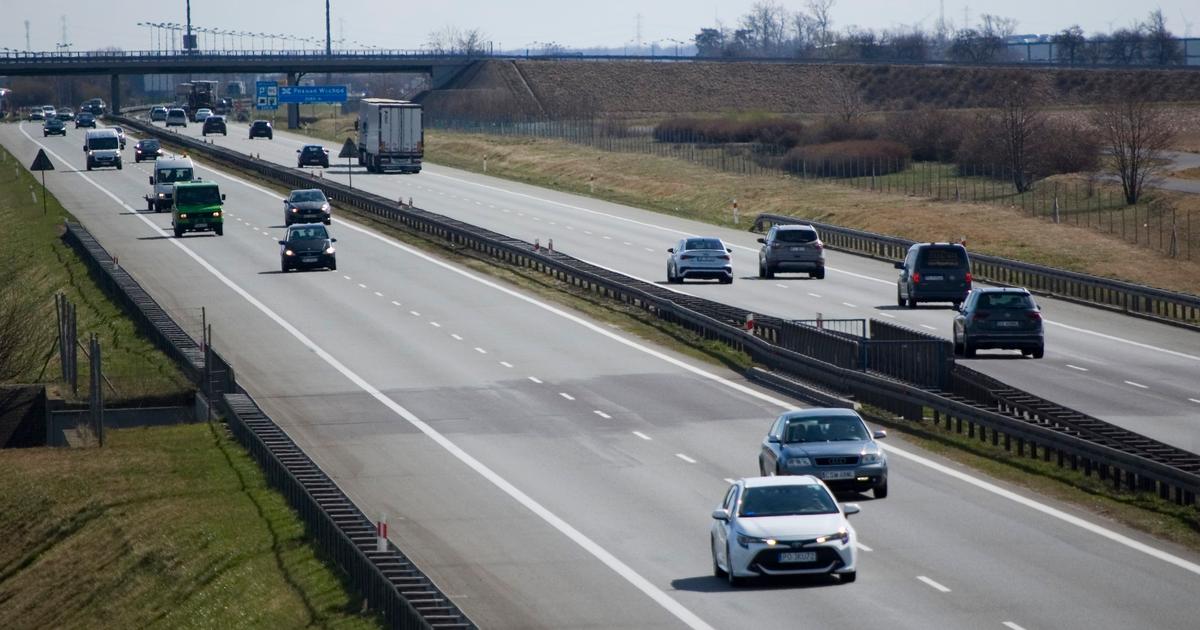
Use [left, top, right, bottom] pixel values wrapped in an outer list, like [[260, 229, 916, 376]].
[[711, 476, 859, 586], [194, 108, 214, 122]]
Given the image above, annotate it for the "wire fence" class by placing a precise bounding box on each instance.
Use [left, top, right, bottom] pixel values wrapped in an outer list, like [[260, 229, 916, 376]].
[[430, 117, 1196, 261]]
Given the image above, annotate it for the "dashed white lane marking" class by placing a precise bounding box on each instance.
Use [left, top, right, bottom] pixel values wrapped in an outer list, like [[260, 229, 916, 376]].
[[358, 283, 367, 289], [675, 453, 697, 464], [920, 324, 938, 331], [502, 208, 510, 212], [644, 247, 655, 252], [775, 283, 788, 289], [451, 334, 463, 341], [559, 392, 575, 401], [1002, 623, 1027, 630], [584, 230, 593, 235], [623, 241, 633, 246], [1190, 398, 1200, 404], [532, 216, 541, 221], [517, 212, 525, 216], [917, 576, 951, 593], [632, 431, 652, 440], [842, 302, 858, 308], [1124, 380, 1149, 389], [528, 376, 543, 384], [855, 542, 873, 552], [603, 235, 613, 240], [374, 291, 383, 297], [430, 321, 441, 328], [261, 231, 269, 236], [343, 275, 351, 280], [391, 300, 402, 306], [594, 410, 612, 419], [566, 225, 574, 230], [409, 310, 421, 317], [1067, 364, 1089, 371], [500, 361, 514, 368], [878, 312, 896, 318], [808, 292, 822, 298], [474, 347, 488, 354]]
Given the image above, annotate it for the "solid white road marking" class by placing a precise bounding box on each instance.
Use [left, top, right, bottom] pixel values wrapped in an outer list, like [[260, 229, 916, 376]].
[[1002, 623, 1028, 630], [1042, 320, 1200, 363], [1124, 380, 1149, 389], [593, 410, 612, 419], [474, 347, 487, 354], [559, 392, 575, 401], [528, 376, 543, 384], [675, 453, 697, 464], [632, 431, 652, 441], [917, 576, 951, 593], [1067, 364, 1089, 371]]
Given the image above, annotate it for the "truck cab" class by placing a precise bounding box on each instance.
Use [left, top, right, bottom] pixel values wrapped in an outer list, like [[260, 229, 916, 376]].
[[171, 181, 225, 238], [146, 156, 195, 212]]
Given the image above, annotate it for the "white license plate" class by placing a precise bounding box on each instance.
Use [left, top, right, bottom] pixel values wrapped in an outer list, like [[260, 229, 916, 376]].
[[696, 257, 716, 262], [925, 274, 944, 281], [790, 246, 805, 251], [194, 223, 207, 229], [997, 321, 1020, 327], [821, 470, 856, 480], [301, 256, 318, 263], [779, 551, 817, 563]]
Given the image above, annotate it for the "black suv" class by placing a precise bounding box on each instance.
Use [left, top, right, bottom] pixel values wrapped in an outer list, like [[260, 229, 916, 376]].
[[279, 224, 337, 272], [297, 145, 330, 168], [895, 243, 971, 308], [249, 120, 273, 140], [202, 115, 227, 136], [953, 288, 1044, 358]]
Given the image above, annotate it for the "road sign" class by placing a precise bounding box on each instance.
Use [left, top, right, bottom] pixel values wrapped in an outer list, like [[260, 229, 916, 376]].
[[339, 138, 358, 188], [30, 148, 53, 214], [255, 80, 278, 111], [277, 85, 348, 104]]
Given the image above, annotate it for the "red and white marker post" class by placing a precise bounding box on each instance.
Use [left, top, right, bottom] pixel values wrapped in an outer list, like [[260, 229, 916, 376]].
[[376, 515, 388, 553]]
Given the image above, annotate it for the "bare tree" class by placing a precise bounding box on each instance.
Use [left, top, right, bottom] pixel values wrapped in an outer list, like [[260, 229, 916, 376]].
[[825, 72, 866, 123], [807, 0, 836, 53], [741, 1, 789, 55], [426, 25, 488, 55], [1051, 25, 1087, 65], [1142, 9, 1184, 65], [994, 83, 1046, 193], [1091, 87, 1176, 205]]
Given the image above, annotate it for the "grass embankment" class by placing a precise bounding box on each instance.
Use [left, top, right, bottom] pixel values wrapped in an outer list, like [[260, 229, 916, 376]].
[[424, 132, 1200, 296], [0, 422, 380, 629], [0, 143, 191, 404]]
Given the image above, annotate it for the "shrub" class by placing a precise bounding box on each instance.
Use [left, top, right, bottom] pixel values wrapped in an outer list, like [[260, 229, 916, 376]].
[[806, 119, 880, 144], [781, 140, 911, 178], [881, 108, 965, 162], [653, 116, 805, 149], [1033, 121, 1100, 176]]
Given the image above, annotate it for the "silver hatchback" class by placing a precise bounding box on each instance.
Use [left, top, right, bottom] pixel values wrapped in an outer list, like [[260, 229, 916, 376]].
[[667, 237, 733, 284]]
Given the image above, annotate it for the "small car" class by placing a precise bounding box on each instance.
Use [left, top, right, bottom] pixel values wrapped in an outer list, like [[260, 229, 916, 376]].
[[758, 408, 888, 498], [953, 287, 1045, 358], [202, 115, 227, 136], [43, 118, 67, 136], [284, 189, 332, 225], [56, 108, 74, 121], [297, 145, 330, 168], [134, 138, 163, 163], [166, 108, 188, 127], [74, 112, 96, 128], [758, 224, 825, 279], [667, 237, 733, 284], [150, 106, 168, 122], [41, 105, 56, 118], [193, 108, 214, 123], [112, 126, 127, 150], [895, 242, 972, 309], [711, 476, 860, 586], [280, 224, 337, 272], [249, 120, 273, 140], [28, 110, 45, 121]]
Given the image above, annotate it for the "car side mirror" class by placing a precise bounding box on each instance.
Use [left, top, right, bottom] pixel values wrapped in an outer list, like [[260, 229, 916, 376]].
[[278, 240, 287, 246], [296, 149, 301, 153], [330, 238, 337, 243], [842, 504, 861, 517], [727, 248, 733, 253], [148, 176, 154, 185], [893, 261, 905, 270], [711, 509, 730, 521], [756, 238, 765, 244], [221, 194, 227, 201], [667, 248, 675, 253], [767, 435, 780, 444], [873, 430, 887, 440]]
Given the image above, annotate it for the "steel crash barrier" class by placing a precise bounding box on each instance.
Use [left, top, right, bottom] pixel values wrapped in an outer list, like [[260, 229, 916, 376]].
[[111, 115, 1200, 508], [62, 221, 475, 630], [752, 213, 1200, 328]]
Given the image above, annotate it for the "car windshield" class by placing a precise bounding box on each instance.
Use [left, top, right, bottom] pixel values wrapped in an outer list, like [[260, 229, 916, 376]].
[[783, 416, 868, 443], [738, 485, 839, 517], [253, 121, 269, 128], [920, 247, 967, 268], [140, 140, 160, 149], [175, 186, 221, 205], [775, 229, 818, 243], [978, 293, 1035, 310], [157, 168, 193, 183], [89, 137, 118, 150], [302, 147, 324, 154], [168, 110, 185, 117], [684, 238, 724, 251], [289, 226, 329, 241], [290, 190, 326, 202]]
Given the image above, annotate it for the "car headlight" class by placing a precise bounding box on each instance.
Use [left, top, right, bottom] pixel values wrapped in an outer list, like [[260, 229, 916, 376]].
[[179, 213, 188, 219], [785, 457, 812, 467], [324, 246, 336, 254], [284, 249, 295, 256], [211, 211, 221, 217], [321, 203, 330, 211], [158, 193, 165, 198], [814, 529, 850, 545], [290, 207, 298, 213], [860, 453, 883, 464], [737, 534, 777, 549]]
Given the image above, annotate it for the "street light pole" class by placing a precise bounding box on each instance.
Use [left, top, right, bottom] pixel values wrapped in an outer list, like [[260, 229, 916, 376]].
[[326, 0, 332, 55], [185, 0, 194, 52]]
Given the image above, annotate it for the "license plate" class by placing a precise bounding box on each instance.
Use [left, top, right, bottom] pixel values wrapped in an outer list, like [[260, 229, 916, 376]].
[[779, 551, 817, 563], [821, 470, 855, 480], [696, 257, 715, 262], [301, 256, 318, 263], [790, 246, 805, 251], [925, 274, 944, 281], [997, 321, 1020, 327], [194, 223, 207, 229]]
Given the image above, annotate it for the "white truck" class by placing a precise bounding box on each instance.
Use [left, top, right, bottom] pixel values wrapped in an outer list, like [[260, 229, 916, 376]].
[[357, 98, 423, 174], [145, 156, 195, 212]]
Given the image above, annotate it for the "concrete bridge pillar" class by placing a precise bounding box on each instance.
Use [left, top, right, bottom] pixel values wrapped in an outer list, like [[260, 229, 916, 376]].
[[286, 72, 300, 129], [110, 74, 121, 114]]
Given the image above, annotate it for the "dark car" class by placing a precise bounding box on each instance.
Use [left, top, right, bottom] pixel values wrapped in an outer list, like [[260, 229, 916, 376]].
[[280, 224, 337, 272], [953, 287, 1044, 358], [759, 408, 889, 498], [202, 115, 227, 136], [74, 112, 96, 128], [249, 120, 273, 140], [112, 126, 127, 150], [297, 144, 329, 168], [134, 139, 163, 163], [283, 189, 332, 225], [895, 243, 972, 309], [28, 110, 45, 121], [758, 224, 825, 279], [56, 108, 75, 121], [43, 118, 67, 137]]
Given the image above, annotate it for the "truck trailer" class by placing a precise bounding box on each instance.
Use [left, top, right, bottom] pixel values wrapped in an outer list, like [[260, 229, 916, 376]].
[[357, 98, 423, 174]]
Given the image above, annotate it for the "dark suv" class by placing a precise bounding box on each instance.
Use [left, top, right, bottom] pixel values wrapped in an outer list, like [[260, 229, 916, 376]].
[[895, 243, 971, 308], [953, 288, 1044, 358], [758, 224, 825, 279], [297, 145, 330, 168], [202, 115, 227, 136], [249, 120, 273, 140]]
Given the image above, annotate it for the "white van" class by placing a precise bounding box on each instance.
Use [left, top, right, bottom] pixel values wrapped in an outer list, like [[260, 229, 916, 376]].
[[146, 156, 195, 212], [83, 129, 122, 170]]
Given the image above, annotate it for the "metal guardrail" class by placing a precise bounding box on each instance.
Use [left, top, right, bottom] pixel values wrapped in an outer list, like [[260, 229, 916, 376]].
[[62, 220, 474, 630], [752, 213, 1200, 328], [113, 114, 1200, 508]]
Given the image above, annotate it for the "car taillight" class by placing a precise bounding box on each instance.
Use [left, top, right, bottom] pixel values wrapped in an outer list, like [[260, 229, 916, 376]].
[[911, 272, 921, 284], [770, 242, 781, 248], [1027, 311, 1042, 321], [814, 241, 824, 250], [972, 311, 990, 321], [965, 272, 973, 284], [680, 254, 693, 260], [719, 255, 730, 260]]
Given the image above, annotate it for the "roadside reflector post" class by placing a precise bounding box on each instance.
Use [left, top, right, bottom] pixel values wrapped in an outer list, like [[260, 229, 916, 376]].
[[590, 173, 595, 194], [483, 155, 488, 173], [745, 312, 755, 331], [376, 515, 387, 553], [816, 312, 823, 329], [548, 238, 554, 253], [408, 197, 413, 208], [732, 198, 739, 225], [534, 238, 540, 252]]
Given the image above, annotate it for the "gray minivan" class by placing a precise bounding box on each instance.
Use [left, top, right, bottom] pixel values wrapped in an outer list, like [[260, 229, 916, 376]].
[[895, 243, 972, 308], [758, 224, 825, 279]]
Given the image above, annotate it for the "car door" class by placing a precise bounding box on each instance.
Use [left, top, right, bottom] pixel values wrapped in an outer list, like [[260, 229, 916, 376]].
[[760, 227, 775, 264], [897, 247, 916, 299], [760, 416, 786, 474], [953, 292, 973, 340], [714, 483, 738, 564]]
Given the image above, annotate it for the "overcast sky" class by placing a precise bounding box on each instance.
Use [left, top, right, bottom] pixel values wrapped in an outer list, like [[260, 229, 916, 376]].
[[2, 1, 1196, 52]]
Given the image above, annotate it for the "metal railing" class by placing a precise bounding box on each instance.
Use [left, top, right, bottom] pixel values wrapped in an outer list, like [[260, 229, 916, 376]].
[[110, 113, 1200, 507]]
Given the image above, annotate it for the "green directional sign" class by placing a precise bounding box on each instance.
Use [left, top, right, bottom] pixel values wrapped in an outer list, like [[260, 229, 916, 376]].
[[30, 148, 53, 214]]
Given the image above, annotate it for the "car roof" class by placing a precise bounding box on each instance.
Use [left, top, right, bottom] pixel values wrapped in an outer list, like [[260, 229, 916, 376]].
[[781, 407, 863, 420], [776, 224, 816, 230], [302, 145, 324, 149], [974, 287, 1031, 294], [86, 129, 119, 137], [175, 180, 217, 188], [741, 475, 824, 489], [155, 156, 192, 166], [290, 188, 324, 194], [288, 222, 328, 229]]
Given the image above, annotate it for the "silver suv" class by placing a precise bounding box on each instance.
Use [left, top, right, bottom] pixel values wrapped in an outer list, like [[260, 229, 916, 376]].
[[667, 237, 733, 284], [758, 224, 825, 279]]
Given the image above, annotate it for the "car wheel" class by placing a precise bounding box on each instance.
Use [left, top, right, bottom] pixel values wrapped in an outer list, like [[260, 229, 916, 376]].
[[874, 479, 888, 499], [814, 268, 826, 280], [173, 226, 183, 238], [720, 276, 733, 285], [214, 225, 223, 236], [726, 543, 743, 587], [281, 262, 289, 273], [757, 261, 765, 278], [147, 200, 155, 213], [953, 339, 963, 357], [323, 219, 331, 226], [963, 341, 976, 358], [329, 260, 337, 271], [952, 301, 962, 310], [906, 295, 917, 309], [763, 264, 774, 279], [1032, 345, 1045, 359], [840, 571, 857, 583]]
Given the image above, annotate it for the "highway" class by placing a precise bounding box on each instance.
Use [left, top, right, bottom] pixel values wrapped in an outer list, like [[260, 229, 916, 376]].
[[159, 117, 1200, 454], [5, 120, 1200, 629]]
